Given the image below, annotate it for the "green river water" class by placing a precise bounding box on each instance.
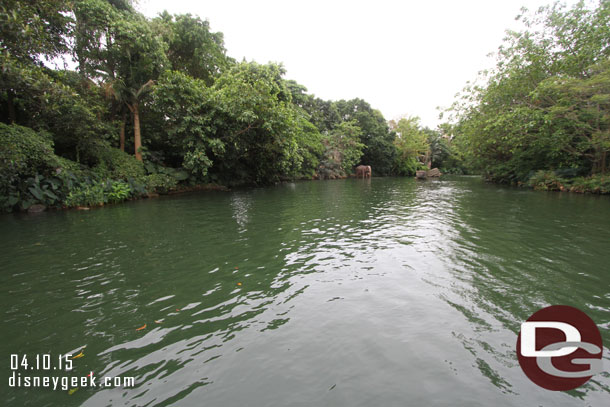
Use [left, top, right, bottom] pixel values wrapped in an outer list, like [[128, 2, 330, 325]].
[[1, 176, 609, 406]]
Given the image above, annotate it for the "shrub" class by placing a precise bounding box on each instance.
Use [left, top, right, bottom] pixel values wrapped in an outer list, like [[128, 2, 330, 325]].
[[0, 125, 153, 211], [0, 124, 76, 211], [93, 146, 146, 182], [317, 159, 344, 179], [23, 175, 63, 207], [145, 173, 178, 194], [144, 161, 190, 181], [65, 182, 106, 207], [0, 123, 57, 187], [55, 156, 86, 177], [107, 181, 131, 203], [568, 175, 610, 194], [393, 156, 426, 176], [441, 167, 465, 175], [527, 171, 564, 191], [526, 171, 610, 194]]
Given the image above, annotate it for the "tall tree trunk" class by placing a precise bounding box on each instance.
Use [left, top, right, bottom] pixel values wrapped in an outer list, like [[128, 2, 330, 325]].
[[119, 112, 126, 152], [132, 102, 142, 161]]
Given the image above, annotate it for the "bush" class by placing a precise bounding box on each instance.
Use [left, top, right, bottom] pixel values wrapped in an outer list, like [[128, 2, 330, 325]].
[[393, 156, 426, 176], [317, 159, 344, 179], [526, 171, 610, 194], [107, 181, 131, 203], [64, 178, 142, 208], [568, 175, 610, 194], [55, 156, 86, 177], [0, 124, 78, 211], [145, 173, 178, 194], [0, 123, 58, 186], [92, 146, 146, 182], [527, 171, 564, 191], [0, 125, 163, 212], [441, 167, 465, 175], [65, 182, 106, 207]]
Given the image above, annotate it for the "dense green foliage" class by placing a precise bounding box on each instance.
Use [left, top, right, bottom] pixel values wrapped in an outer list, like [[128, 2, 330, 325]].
[[6, 1, 604, 212], [528, 170, 610, 193], [390, 117, 428, 176], [0, 122, 153, 211], [447, 1, 610, 193], [334, 99, 396, 176], [1, 0, 433, 212], [318, 121, 364, 179]]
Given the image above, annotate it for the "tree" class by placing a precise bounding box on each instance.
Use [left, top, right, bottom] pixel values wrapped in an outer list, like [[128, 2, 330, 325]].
[[426, 129, 452, 169], [0, 0, 73, 63], [448, 0, 610, 182], [318, 121, 364, 178], [71, 1, 167, 160], [391, 116, 429, 175], [152, 12, 231, 86], [107, 13, 167, 161], [535, 59, 610, 174], [0, 54, 113, 162], [0, 0, 74, 125], [148, 70, 217, 177], [308, 98, 341, 133], [334, 98, 396, 175], [191, 62, 311, 184]]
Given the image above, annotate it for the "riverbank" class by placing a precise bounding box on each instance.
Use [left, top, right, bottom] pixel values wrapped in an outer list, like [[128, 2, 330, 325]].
[[522, 171, 610, 195], [15, 170, 610, 215], [21, 183, 231, 214]]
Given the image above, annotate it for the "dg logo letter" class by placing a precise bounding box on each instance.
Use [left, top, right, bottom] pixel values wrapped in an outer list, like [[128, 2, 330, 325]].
[[516, 305, 604, 391]]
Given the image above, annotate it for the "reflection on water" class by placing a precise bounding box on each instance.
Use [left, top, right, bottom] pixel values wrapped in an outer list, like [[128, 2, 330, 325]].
[[230, 193, 251, 233], [1, 176, 609, 406]]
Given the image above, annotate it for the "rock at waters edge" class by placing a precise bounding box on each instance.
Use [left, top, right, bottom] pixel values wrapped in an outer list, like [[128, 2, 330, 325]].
[[27, 204, 46, 213]]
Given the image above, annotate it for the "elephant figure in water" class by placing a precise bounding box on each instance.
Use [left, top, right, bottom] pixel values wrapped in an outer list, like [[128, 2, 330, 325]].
[[355, 165, 372, 178]]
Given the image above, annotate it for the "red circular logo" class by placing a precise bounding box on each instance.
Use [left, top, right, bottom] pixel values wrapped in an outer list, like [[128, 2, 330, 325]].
[[516, 305, 603, 391]]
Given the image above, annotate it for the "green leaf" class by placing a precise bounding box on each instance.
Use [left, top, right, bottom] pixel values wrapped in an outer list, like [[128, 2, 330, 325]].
[[44, 190, 59, 201], [172, 170, 190, 181], [144, 162, 157, 173], [29, 187, 43, 200]]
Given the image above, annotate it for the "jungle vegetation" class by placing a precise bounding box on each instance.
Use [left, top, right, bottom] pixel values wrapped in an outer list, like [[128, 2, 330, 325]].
[[1, 0, 448, 212], [446, 0, 610, 193], [1, 1, 609, 213]]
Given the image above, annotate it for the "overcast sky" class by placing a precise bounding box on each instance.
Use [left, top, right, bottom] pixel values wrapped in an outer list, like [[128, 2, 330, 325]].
[[138, 0, 572, 128]]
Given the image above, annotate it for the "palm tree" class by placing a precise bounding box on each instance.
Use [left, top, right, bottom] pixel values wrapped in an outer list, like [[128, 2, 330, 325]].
[[104, 79, 154, 160]]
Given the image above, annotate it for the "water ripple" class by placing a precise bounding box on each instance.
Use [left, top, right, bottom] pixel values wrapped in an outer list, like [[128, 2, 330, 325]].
[[1, 177, 609, 406]]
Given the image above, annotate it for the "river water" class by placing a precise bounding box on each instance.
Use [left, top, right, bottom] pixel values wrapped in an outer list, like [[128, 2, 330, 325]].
[[1, 176, 609, 406]]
